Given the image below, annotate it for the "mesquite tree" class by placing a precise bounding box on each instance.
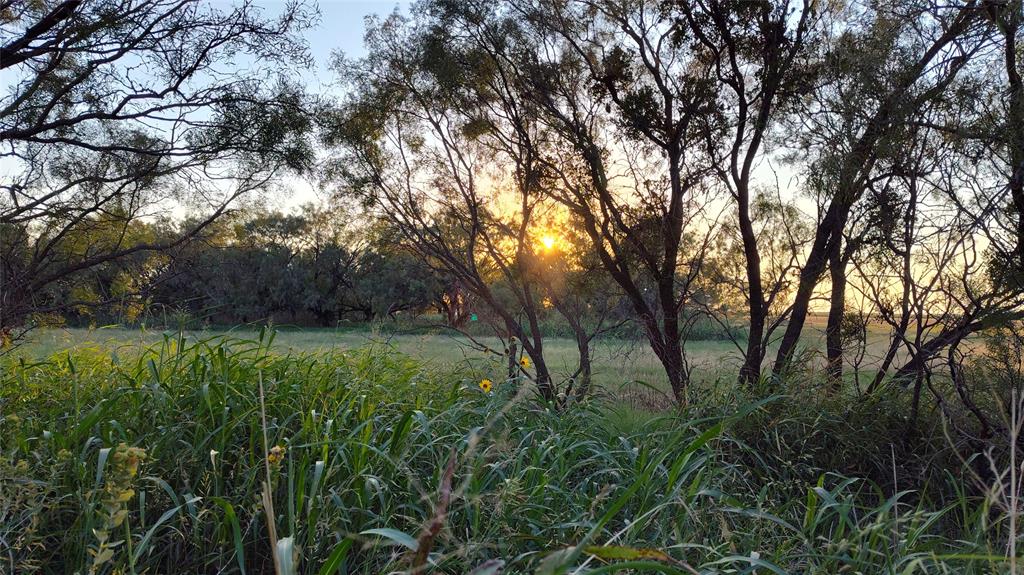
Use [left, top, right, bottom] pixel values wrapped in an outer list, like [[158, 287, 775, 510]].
[[325, 12, 612, 403], [0, 0, 316, 335]]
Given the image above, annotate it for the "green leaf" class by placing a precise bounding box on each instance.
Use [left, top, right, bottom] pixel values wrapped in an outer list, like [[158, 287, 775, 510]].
[[134, 498, 200, 564], [317, 539, 353, 575], [211, 497, 246, 575], [360, 527, 418, 551]]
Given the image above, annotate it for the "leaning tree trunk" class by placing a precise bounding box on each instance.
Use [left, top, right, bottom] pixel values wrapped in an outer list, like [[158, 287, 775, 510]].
[[738, 189, 767, 387], [774, 203, 847, 377], [825, 245, 847, 390]]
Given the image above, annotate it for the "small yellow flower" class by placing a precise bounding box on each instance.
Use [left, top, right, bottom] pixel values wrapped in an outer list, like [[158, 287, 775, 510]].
[[519, 356, 531, 369], [267, 445, 286, 466], [479, 379, 493, 393]]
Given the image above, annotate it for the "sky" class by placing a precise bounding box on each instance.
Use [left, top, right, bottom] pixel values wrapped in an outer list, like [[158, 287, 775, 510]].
[[239, 0, 413, 208], [249, 0, 410, 90]]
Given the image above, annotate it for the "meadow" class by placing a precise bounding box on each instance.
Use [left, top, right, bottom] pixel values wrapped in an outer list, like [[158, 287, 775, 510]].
[[14, 325, 731, 400], [12, 318, 899, 398], [0, 327, 1014, 574]]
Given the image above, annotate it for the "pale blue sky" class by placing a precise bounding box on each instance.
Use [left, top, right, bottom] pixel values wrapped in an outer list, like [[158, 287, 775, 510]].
[[221, 0, 414, 207], [248, 0, 411, 92]]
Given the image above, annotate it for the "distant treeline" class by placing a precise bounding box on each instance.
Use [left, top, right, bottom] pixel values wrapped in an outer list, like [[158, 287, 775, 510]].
[[21, 204, 441, 328], [17, 203, 743, 341]]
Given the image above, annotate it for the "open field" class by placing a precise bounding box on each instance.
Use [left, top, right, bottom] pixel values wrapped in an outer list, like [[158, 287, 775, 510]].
[[12, 320, 931, 394], [15, 326, 722, 388]]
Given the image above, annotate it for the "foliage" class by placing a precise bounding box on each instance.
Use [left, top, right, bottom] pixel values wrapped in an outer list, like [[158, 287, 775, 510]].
[[0, 0, 318, 331], [0, 334, 1013, 573]]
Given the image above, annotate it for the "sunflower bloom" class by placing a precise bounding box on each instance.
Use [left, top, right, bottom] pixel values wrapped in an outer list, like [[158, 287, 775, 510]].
[[519, 356, 531, 369], [479, 378, 493, 393]]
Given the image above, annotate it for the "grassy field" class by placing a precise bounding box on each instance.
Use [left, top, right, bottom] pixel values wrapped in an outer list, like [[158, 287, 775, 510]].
[[13, 326, 743, 394], [12, 319, 904, 396], [0, 333, 1011, 573]]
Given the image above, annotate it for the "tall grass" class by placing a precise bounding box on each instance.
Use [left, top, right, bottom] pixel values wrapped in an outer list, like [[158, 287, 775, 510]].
[[0, 331, 1012, 573]]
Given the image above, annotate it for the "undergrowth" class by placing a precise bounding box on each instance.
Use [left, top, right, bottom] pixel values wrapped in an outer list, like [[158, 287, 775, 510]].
[[0, 332, 1013, 573]]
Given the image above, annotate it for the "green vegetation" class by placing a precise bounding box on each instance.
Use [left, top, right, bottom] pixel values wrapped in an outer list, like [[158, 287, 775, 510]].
[[4, 0, 1024, 572], [14, 326, 738, 395], [14, 324, 886, 404], [0, 332, 1013, 573]]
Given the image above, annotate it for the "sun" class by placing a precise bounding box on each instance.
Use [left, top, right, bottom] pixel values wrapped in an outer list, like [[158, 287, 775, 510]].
[[541, 235, 556, 250]]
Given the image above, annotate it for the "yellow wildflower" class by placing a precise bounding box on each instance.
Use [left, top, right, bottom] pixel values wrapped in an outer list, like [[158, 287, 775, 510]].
[[479, 378, 493, 393], [268, 445, 286, 466], [519, 356, 531, 369]]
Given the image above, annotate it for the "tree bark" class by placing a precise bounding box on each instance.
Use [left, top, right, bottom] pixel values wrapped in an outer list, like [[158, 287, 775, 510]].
[[773, 210, 839, 377], [506, 337, 518, 381], [825, 242, 847, 388], [738, 184, 767, 386]]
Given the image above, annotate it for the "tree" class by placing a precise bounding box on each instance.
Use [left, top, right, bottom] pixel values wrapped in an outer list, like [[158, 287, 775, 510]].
[[771, 0, 985, 376], [344, 224, 443, 321], [0, 0, 316, 336], [483, 0, 724, 401], [326, 9, 612, 403], [671, 0, 818, 385]]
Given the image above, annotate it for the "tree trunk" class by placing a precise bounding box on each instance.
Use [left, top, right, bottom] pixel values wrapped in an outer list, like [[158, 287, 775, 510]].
[[531, 353, 555, 403], [506, 338, 518, 381], [575, 336, 592, 399], [738, 182, 766, 387], [554, 298, 593, 400], [740, 314, 766, 387], [825, 245, 847, 389], [890, 319, 990, 384], [661, 320, 686, 404], [999, 5, 1024, 268], [773, 203, 845, 377]]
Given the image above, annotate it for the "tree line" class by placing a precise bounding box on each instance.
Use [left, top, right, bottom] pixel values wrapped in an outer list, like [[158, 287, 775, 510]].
[[4, 203, 448, 328], [326, 0, 1024, 414]]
